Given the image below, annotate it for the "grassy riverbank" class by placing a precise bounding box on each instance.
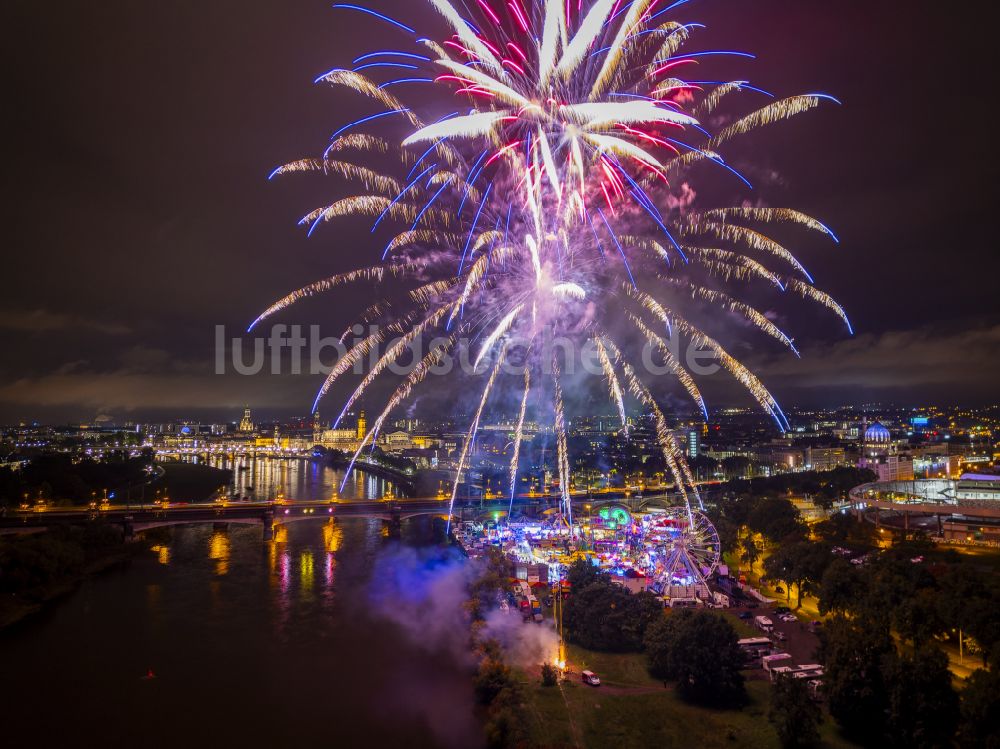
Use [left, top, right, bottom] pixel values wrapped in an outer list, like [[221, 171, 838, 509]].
[[518, 648, 859, 748]]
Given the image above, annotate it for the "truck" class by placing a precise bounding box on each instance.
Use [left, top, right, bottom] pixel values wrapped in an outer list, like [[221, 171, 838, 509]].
[[737, 637, 772, 667], [763, 653, 793, 677], [754, 615, 774, 633]]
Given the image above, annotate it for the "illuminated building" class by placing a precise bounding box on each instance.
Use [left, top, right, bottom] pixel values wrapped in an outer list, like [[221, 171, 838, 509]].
[[954, 473, 1000, 505], [858, 421, 914, 481], [238, 406, 254, 433], [687, 429, 699, 459]]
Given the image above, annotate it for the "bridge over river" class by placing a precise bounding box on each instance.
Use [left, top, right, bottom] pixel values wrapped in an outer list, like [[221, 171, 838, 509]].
[[0, 492, 698, 539]]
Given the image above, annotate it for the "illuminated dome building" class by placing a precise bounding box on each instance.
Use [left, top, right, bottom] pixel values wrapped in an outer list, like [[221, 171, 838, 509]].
[[864, 422, 892, 448], [858, 421, 913, 482]]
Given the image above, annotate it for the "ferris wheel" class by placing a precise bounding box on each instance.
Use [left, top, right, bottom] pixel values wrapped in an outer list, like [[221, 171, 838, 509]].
[[648, 508, 721, 589]]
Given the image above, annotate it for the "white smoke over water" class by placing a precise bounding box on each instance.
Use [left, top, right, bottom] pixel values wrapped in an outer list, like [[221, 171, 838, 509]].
[[366, 544, 559, 669]]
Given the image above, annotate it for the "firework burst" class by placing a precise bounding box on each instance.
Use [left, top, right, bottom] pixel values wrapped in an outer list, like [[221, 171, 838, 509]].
[[256, 0, 851, 529]]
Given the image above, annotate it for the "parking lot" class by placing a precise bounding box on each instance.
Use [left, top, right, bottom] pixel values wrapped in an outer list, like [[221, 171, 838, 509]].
[[728, 603, 822, 672]]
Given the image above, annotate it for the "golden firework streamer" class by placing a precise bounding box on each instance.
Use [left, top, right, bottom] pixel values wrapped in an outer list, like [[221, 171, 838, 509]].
[[594, 336, 628, 431], [626, 286, 785, 427], [538, 0, 565, 86], [312, 329, 385, 408], [564, 100, 697, 130], [672, 283, 799, 354], [271, 160, 401, 193], [383, 229, 461, 258], [584, 132, 665, 168], [433, 59, 531, 109], [475, 303, 524, 369], [447, 343, 509, 526], [683, 220, 812, 279], [613, 354, 693, 520], [650, 22, 691, 64], [697, 207, 838, 242], [325, 134, 392, 156], [624, 315, 708, 417], [452, 245, 516, 323], [708, 95, 824, 149], [409, 278, 459, 304], [684, 247, 783, 287], [509, 365, 532, 502], [335, 302, 459, 426], [619, 235, 672, 264], [316, 70, 423, 130], [785, 279, 853, 333], [693, 82, 745, 117], [552, 359, 572, 524], [251, 265, 415, 330], [345, 339, 454, 475], [300, 195, 414, 228]]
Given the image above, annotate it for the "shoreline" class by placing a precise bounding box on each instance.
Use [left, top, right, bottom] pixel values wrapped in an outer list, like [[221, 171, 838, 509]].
[[0, 540, 150, 633]]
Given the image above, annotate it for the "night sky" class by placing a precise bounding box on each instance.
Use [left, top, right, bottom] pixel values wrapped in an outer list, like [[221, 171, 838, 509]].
[[3, 0, 998, 423]]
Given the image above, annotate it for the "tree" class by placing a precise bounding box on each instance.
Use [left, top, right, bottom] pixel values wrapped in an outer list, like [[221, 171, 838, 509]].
[[565, 558, 607, 591], [769, 673, 822, 748], [709, 511, 739, 556], [748, 497, 804, 543], [893, 587, 948, 651], [763, 541, 831, 607], [815, 512, 876, 549], [764, 544, 798, 603], [818, 558, 862, 615], [643, 609, 746, 706], [863, 553, 945, 648], [883, 648, 959, 749], [483, 674, 528, 749], [820, 615, 894, 741], [939, 565, 1000, 666], [740, 535, 760, 571], [644, 613, 684, 683], [959, 666, 1000, 749], [721, 455, 751, 479], [563, 578, 663, 652], [474, 657, 513, 706]]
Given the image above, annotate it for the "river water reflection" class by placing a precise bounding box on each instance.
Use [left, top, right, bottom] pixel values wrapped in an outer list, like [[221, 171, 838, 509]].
[[0, 463, 479, 749], [182, 454, 401, 501]]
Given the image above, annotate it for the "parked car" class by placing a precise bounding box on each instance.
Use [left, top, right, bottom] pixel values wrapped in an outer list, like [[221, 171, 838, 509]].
[[582, 670, 601, 687], [737, 611, 754, 620], [780, 614, 797, 623], [773, 631, 788, 642], [774, 606, 790, 615]]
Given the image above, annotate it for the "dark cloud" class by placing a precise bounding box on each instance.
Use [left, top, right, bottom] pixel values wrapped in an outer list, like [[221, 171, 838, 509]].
[[752, 323, 1000, 405], [0, 309, 130, 336]]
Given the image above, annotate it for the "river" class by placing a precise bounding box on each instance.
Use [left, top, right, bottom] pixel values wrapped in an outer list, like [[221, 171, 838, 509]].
[[180, 453, 403, 501], [0, 462, 481, 748]]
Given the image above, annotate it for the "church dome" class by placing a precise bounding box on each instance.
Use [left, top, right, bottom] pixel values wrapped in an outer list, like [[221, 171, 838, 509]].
[[864, 422, 891, 444]]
